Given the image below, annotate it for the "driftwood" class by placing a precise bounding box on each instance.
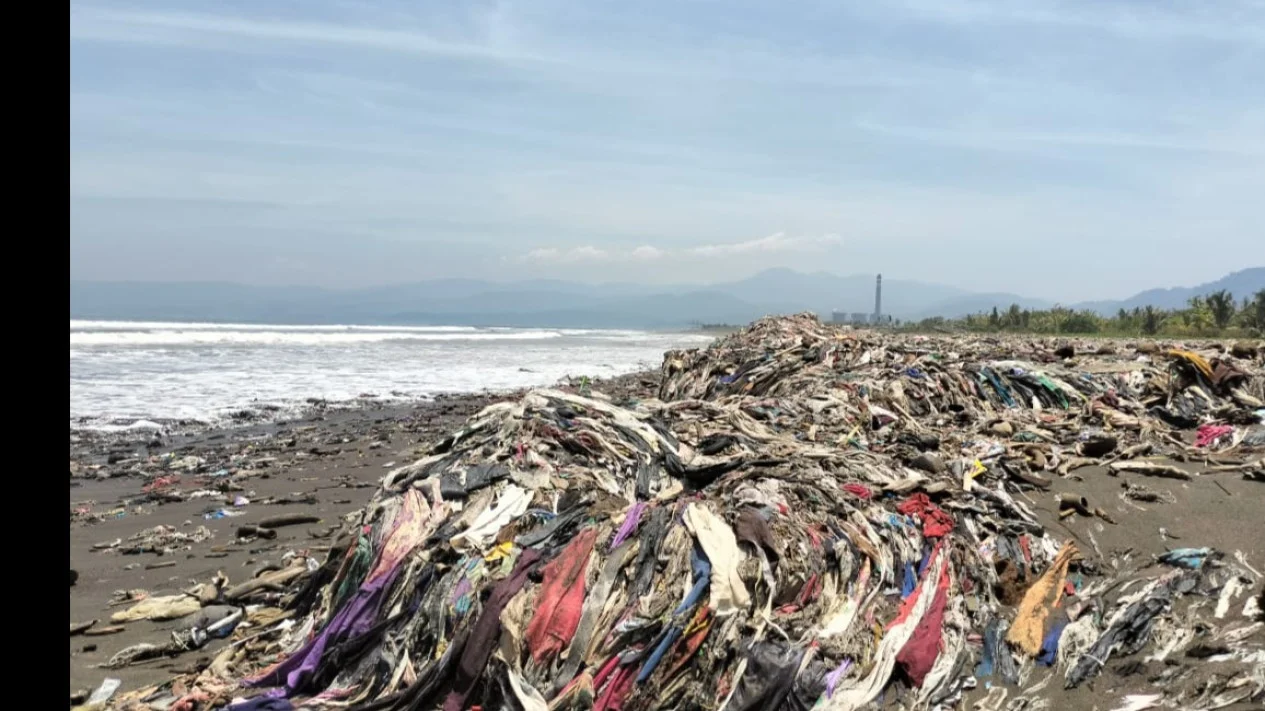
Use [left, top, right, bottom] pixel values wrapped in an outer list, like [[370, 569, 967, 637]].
[[1108, 461, 1193, 480], [1008, 467, 1052, 489], [1057, 456, 1097, 476], [84, 625, 126, 636], [223, 564, 307, 602], [1094, 507, 1118, 525], [1105, 442, 1154, 464], [236, 525, 278, 540], [1205, 458, 1265, 473], [257, 514, 321, 529]]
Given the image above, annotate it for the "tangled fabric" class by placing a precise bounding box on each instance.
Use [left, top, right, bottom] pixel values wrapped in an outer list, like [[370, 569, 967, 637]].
[[104, 315, 1265, 711]]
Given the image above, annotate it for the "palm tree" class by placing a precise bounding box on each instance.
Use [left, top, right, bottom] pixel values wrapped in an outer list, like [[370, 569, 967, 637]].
[[1115, 308, 1130, 332], [1206, 290, 1236, 330], [1007, 303, 1022, 329], [1182, 296, 1214, 333], [1248, 289, 1265, 332]]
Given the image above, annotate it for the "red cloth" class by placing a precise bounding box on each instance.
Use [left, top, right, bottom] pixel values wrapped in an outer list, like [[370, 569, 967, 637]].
[[525, 527, 598, 663], [896, 493, 955, 538], [843, 483, 874, 499], [895, 561, 951, 687], [594, 662, 638, 711], [142, 475, 180, 493], [796, 574, 821, 605], [592, 654, 620, 690], [806, 526, 823, 548]]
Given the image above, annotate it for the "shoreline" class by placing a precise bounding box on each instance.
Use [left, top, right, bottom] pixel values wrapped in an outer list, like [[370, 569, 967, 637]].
[[70, 320, 714, 441], [69, 367, 671, 444], [70, 323, 1265, 709], [69, 371, 659, 696]]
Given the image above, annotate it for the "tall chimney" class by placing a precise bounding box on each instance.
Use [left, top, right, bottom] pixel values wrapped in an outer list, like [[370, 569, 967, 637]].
[[874, 273, 882, 325]]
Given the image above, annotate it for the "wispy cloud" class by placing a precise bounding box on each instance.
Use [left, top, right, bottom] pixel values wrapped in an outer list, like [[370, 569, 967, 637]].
[[70, 0, 1265, 298], [885, 0, 1265, 44], [688, 233, 844, 256], [70, 7, 542, 62], [855, 121, 1265, 158], [630, 245, 666, 260], [520, 246, 611, 264], [517, 233, 844, 264]]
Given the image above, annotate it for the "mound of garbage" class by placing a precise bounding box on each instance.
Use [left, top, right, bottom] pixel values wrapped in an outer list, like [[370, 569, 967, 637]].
[[105, 315, 1264, 711]]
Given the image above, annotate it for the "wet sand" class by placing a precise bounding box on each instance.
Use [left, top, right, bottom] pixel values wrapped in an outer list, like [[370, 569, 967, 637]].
[[69, 391, 518, 696]]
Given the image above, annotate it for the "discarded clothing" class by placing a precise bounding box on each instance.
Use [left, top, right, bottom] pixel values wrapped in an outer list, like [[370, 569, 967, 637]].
[[1008, 542, 1077, 657], [111, 594, 202, 623], [524, 528, 597, 663], [896, 493, 954, 538], [682, 502, 751, 616]]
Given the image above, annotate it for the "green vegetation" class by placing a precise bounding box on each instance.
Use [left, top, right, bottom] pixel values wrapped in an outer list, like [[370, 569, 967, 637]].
[[691, 322, 742, 333], [900, 289, 1265, 337]]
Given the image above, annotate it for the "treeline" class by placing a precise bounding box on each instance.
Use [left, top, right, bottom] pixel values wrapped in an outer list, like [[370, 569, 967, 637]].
[[691, 322, 742, 332], [903, 289, 1265, 337]]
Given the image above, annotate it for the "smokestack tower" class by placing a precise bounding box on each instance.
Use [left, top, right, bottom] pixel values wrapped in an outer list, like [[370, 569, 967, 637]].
[[874, 273, 883, 325]]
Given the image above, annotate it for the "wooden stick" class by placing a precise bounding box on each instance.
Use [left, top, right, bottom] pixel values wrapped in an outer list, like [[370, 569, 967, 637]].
[[223, 565, 306, 601], [84, 625, 126, 636], [257, 514, 321, 529]]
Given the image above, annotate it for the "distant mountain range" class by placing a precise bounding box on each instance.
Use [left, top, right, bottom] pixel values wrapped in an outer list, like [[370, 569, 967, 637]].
[[70, 267, 1265, 329]]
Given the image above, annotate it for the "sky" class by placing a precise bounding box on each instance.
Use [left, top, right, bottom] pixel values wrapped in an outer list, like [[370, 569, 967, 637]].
[[70, 0, 1264, 300]]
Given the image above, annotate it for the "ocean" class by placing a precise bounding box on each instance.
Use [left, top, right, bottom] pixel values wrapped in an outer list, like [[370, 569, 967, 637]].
[[69, 320, 714, 431]]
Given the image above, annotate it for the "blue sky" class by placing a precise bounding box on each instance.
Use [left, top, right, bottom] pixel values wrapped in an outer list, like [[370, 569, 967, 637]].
[[70, 0, 1264, 300]]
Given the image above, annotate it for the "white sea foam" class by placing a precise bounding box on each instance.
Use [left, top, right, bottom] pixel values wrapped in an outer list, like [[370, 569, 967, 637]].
[[70, 320, 481, 333], [69, 320, 713, 429], [70, 328, 566, 347]]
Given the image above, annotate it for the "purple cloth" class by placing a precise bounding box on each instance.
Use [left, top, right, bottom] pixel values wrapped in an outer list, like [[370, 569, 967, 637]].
[[611, 502, 647, 550], [226, 698, 294, 711], [246, 564, 402, 695], [451, 576, 473, 604], [824, 658, 853, 697]]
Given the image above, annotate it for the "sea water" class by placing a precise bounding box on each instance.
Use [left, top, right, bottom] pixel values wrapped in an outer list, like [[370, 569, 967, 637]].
[[70, 320, 713, 430]]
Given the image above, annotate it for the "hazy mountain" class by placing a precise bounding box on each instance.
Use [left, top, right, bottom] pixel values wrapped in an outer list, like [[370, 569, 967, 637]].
[[1074, 268, 1265, 314], [70, 267, 1265, 328], [384, 291, 802, 330]]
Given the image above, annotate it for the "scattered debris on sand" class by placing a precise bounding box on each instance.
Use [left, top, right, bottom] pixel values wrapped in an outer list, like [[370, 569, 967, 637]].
[[91, 316, 1265, 711]]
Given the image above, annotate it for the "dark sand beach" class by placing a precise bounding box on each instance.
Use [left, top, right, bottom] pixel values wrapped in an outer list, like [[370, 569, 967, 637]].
[[69, 380, 664, 698], [69, 333, 1264, 709]]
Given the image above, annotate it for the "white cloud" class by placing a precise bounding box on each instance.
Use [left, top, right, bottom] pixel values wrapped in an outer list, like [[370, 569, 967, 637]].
[[570, 245, 608, 261], [520, 245, 611, 264], [518, 234, 842, 264], [688, 233, 844, 256], [523, 247, 562, 262], [630, 245, 665, 260]]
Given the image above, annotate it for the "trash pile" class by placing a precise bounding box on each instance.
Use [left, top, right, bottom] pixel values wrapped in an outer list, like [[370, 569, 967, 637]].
[[104, 315, 1264, 711]]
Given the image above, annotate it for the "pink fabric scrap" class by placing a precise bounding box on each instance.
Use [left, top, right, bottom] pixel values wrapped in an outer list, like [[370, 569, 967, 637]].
[[1195, 424, 1233, 448]]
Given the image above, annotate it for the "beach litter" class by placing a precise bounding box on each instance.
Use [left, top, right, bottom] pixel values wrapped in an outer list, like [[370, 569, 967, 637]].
[[97, 315, 1264, 710]]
